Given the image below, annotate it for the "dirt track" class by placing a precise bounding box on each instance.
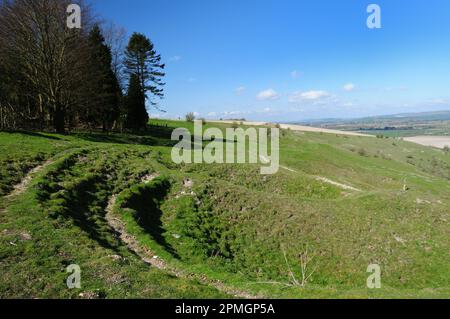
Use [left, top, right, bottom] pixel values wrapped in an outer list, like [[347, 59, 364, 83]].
[[6, 160, 53, 199], [403, 136, 450, 149]]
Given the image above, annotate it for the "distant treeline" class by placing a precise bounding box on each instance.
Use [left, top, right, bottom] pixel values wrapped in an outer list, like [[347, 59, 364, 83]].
[[358, 127, 415, 131], [0, 0, 165, 133]]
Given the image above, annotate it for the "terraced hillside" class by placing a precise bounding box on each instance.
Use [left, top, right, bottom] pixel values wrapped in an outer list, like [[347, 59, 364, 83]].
[[0, 121, 449, 298]]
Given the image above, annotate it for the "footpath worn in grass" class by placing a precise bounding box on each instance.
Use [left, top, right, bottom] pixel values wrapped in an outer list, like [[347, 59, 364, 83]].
[[0, 120, 449, 298]]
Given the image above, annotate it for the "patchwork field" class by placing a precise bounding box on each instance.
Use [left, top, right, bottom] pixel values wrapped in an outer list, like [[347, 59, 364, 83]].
[[1, 120, 449, 299]]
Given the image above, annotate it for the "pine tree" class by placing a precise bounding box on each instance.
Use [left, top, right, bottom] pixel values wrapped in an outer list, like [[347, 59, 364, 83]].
[[87, 25, 121, 131], [124, 74, 148, 130], [124, 33, 165, 107]]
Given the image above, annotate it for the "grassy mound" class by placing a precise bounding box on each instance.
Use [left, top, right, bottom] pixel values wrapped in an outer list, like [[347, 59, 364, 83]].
[[0, 134, 228, 298]]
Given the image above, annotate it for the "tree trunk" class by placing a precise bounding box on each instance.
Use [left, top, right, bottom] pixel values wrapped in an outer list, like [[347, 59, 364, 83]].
[[53, 105, 65, 134], [0, 104, 3, 130]]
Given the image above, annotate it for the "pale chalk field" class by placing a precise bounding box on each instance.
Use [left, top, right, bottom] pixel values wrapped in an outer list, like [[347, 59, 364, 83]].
[[212, 120, 372, 137], [403, 136, 450, 149]]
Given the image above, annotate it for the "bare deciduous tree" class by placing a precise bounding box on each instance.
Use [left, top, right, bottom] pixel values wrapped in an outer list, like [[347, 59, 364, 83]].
[[103, 22, 128, 90], [0, 0, 94, 132]]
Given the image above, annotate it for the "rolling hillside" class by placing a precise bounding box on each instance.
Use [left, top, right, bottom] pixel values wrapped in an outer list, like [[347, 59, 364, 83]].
[[1, 120, 449, 298]]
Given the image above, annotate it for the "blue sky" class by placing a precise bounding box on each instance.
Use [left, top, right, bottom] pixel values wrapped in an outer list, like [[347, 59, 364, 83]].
[[93, 0, 450, 121]]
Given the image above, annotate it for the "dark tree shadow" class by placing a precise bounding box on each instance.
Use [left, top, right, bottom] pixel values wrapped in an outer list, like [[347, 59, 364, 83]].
[[5, 131, 63, 141], [63, 176, 123, 254], [125, 178, 179, 259], [73, 125, 177, 147]]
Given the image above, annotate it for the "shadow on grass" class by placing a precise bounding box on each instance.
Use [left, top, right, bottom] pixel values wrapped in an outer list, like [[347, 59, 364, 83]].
[[3, 130, 63, 141], [73, 125, 178, 147], [1, 124, 178, 147], [125, 178, 179, 259], [63, 175, 123, 254], [3, 124, 237, 149]]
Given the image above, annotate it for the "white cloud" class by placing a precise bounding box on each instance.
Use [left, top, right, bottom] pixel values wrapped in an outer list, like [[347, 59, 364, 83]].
[[225, 110, 250, 115], [257, 89, 280, 101], [188, 77, 197, 83], [208, 110, 250, 118], [384, 86, 408, 92], [235, 86, 246, 96], [343, 83, 355, 92], [430, 98, 449, 105], [291, 70, 301, 79], [149, 113, 162, 118], [289, 90, 330, 102], [207, 108, 275, 118]]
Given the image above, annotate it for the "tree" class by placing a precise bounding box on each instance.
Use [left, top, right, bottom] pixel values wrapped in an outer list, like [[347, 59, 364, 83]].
[[0, 0, 151, 133], [123, 74, 148, 130], [124, 33, 165, 108], [0, 62, 7, 129], [185, 112, 196, 122], [86, 25, 120, 131], [0, 0, 94, 133], [103, 22, 128, 90]]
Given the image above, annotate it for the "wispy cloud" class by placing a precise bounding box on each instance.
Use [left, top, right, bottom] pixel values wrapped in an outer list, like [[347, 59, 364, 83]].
[[206, 107, 275, 118], [430, 98, 449, 105], [384, 86, 408, 92], [169, 55, 182, 62], [257, 89, 280, 101], [343, 83, 355, 92], [207, 110, 250, 118], [235, 86, 246, 96], [290, 70, 301, 79]]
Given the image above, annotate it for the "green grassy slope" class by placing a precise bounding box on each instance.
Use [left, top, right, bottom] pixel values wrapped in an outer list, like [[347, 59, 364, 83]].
[[0, 130, 228, 298], [0, 120, 449, 298]]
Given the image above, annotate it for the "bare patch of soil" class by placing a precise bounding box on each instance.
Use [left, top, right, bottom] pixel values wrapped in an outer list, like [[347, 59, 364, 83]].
[[6, 160, 54, 199]]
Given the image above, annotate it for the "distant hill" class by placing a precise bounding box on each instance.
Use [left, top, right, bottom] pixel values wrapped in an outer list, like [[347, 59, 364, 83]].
[[355, 110, 450, 123], [294, 110, 450, 126], [291, 110, 450, 137]]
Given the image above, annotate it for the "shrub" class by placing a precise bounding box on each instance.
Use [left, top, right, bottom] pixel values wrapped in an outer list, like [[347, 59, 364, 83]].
[[357, 148, 368, 157], [185, 112, 196, 122]]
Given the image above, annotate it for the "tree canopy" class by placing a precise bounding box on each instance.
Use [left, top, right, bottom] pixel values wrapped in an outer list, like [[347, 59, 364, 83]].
[[0, 0, 165, 133]]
